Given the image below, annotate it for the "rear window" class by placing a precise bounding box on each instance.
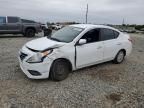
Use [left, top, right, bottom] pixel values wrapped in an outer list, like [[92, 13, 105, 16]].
[[0, 17, 6, 23], [21, 19, 36, 23], [7, 17, 19, 23]]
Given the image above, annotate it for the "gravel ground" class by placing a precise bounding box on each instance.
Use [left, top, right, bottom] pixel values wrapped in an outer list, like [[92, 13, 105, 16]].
[[0, 33, 144, 108]]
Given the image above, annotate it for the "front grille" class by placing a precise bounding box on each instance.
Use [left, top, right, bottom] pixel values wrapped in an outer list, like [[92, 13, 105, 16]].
[[20, 52, 28, 61]]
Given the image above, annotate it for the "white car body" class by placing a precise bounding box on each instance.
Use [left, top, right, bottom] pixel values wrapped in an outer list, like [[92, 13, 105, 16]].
[[19, 24, 132, 79]]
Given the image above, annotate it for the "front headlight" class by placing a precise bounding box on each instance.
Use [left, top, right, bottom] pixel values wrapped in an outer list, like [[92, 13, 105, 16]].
[[27, 50, 53, 63]]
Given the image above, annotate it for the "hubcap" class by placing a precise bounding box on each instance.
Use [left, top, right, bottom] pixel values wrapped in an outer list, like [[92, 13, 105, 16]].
[[117, 52, 124, 63]]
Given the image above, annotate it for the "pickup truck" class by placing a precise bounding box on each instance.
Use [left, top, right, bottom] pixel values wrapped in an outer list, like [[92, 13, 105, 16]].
[[0, 16, 42, 37]]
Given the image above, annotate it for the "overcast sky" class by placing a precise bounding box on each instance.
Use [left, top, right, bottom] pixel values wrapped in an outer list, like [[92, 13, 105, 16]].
[[0, 0, 143, 24]]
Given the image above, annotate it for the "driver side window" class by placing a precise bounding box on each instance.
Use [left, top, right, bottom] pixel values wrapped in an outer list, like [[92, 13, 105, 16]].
[[81, 29, 100, 44], [0, 17, 6, 24]]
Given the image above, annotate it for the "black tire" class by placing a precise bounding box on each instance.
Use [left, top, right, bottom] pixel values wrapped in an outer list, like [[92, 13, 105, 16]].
[[24, 29, 35, 37], [113, 50, 125, 64], [50, 59, 70, 81]]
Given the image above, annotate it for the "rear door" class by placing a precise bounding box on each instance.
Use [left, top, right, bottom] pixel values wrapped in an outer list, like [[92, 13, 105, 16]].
[[0, 16, 7, 33], [100, 28, 120, 60], [6, 16, 22, 33]]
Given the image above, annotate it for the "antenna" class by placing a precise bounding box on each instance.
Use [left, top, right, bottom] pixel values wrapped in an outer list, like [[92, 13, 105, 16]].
[[86, 4, 88, 24]]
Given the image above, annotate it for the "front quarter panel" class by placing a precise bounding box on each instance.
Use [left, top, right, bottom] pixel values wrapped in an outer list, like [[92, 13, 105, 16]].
[[48, 44, 76, 70]]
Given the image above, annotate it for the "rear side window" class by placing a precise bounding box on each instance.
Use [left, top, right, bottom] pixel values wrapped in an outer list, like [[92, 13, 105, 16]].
[[113, 31, 119, 38], [7, 17, 19, 23], [0, 17, 6, 23], [100, 28, 119, 41]]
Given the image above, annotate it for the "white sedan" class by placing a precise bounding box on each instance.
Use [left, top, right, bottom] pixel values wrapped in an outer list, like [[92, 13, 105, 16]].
[[19, 24, 132, 81]]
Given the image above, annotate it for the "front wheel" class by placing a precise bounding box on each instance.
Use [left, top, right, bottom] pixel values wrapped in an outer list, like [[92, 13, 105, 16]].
[[113, 50, 125, 64], [50, 59, 70, 81], [24, 29, 35, 37]]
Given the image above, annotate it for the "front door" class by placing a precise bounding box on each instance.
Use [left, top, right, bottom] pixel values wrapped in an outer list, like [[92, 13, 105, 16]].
[[76, 29, 104, 68]]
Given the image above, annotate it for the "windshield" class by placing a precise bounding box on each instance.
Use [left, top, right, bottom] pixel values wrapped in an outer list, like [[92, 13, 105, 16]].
[[48, 26, 84, 43]]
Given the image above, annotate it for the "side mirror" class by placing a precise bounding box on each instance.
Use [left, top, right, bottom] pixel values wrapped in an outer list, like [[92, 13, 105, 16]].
[[78, 39, 87, 45]]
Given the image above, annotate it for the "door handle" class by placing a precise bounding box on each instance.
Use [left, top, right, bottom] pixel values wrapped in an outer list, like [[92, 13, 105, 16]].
[[97, 46, 102, 49], [117, 43, 122, 45]]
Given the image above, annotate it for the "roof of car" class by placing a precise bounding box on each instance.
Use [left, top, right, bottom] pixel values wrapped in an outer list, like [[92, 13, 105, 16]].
[[70, 24, 119, 31]]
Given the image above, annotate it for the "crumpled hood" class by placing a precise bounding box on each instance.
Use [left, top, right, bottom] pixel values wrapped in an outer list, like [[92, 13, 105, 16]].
[[26, 37, 65, 51]]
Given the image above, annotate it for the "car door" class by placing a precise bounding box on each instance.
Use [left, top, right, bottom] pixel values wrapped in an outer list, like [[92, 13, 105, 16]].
[[6, 16, 21, 33], [0, 16, 7, 33], [100, 28, 120, 61], [76, 29, 104, 68]]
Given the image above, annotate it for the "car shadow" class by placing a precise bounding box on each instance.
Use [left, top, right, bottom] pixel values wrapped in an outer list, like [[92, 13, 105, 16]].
[[73, 61, 113, 72], [21, 61, 116, 83]]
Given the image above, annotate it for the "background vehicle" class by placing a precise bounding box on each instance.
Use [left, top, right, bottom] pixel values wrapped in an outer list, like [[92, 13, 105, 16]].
[[40, 23, 52, 37], [19, 24, 132, 81], [51, 24, 63, 30], [0, 16, 42, 37], [40, 23, 48, 30]]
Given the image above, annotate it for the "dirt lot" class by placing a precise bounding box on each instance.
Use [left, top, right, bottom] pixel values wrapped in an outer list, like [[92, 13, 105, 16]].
[[0, 33, 144, 108]]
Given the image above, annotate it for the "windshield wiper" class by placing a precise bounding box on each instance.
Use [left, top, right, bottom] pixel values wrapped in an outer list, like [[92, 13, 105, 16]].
[[49, 37, 61, 42]]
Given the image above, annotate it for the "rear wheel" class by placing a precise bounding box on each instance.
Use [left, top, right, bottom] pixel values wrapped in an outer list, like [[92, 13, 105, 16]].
[[50, 59, 70, 81], [113, 50, 125, 64], [24, 29, 35, 37]]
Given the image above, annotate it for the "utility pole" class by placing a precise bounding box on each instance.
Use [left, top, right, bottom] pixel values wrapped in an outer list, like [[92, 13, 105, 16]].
[[86, 4, 88, 24], [122, 18, 125, 26]]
